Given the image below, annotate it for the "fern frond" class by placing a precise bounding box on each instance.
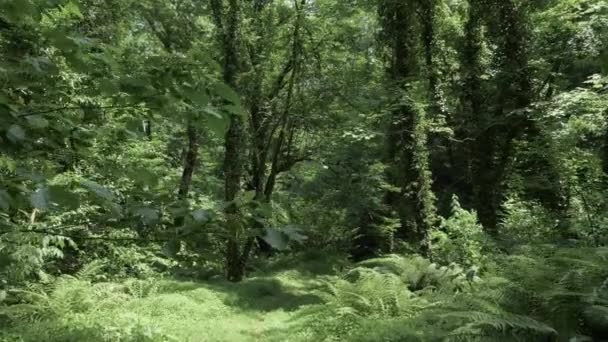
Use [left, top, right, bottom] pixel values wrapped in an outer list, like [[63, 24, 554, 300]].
[[444, 310, 557, 339]]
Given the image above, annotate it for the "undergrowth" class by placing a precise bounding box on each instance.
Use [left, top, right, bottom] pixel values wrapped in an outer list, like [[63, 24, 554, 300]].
[[1, 247, 608, 341]]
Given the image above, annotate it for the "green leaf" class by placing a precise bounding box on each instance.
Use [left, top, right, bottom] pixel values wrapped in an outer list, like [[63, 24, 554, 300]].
[[283, 225, 308, 243], [99, 79, 119, 95], [256, 202, 273, 218], [163, 240, 181, 257], [225, 104, 247, 118], [262, 228, 289, 251], [202, 105, 223, 119], [212, 82, 242, 105], [0, 189, 11, 211], [7, 124, 25, 142], [191, 209, 210, 223], [1, 0, 36, 22], [168, 201, 189, 219], [62, 1, 83, 19], [133, 207, 159, 225], [184, 88, 210, 107], [30, 187, 49, 210], [207, 114, 230, 137], [127, 167, 159, 188], [26, 116, 49, 129], [95, 51, 118, 70], [48, 30, 79, 52], [48, 185, 79, 210], [241, 190, 255, 203], [81, 180, 114, 201], [125, 119, 145, 136], [583, 305, 608, 332]]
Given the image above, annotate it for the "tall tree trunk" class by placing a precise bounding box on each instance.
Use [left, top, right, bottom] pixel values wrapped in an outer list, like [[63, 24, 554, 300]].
[[462, 0, 499, 231], [470, 0, 533, 233], [468, 0, 567, 236], [177, 124, 198, 200], [379, 0, 436, 257], [450, 0, 485, 211], [250, 0, 306, 257], [603, 109, 608, 177], [419, 0, 440, 115], [143, 12, 200, 226], [224, 0, 247, 283], [246, 0, 273, 256]]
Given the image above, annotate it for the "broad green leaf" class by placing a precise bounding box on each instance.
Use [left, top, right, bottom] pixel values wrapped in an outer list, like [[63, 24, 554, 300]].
[[48, 185, 79, 210], [583, 305, 608, 332], [184, 88, 210, 107], [30, 187, 49, 210], [1, 0, 36, 22], [125, 119, 145, 136], [0, 189, 11, 211], [225, 104, 247, 118], [168, 202, 189, 219], [262, 228, 288, 251], [48, 30, 79, 52], [99, 79, 119, 95], [256, 202, 274, 219], [191, 209, 210, 223], [212, 82, 242, 106], [240, 191, 256, 204], [81, 180, 114, 201], [202, 106, 223, 119], [7, 124, 25, 142], [25, 56, 54, 74], [283, 225, 308, 243], [127, 168, 159, 188], [26, 116, 49, 129], [207, 114, 230, 137], [62, 1, 83, 19], [133, 207, 159, 225], [163, 240, 181, 257]]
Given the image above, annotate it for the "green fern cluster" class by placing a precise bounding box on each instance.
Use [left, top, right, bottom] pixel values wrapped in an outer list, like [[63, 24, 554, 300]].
[[1, 261, 123, 322], [356, 254, 478, 292], [498, 246, 608, 339], [305, 254, 561, 341]]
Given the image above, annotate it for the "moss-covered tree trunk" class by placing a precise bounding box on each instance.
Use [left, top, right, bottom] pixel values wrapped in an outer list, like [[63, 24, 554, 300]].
[[468, 0, 568, 234], [469, 0, 531, 233], [379, 0, 436, 257], [211, 0, 247, 282]]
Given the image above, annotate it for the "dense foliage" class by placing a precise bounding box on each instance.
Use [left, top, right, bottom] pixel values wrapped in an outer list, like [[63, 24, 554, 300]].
[[1, 0, 607, 341]]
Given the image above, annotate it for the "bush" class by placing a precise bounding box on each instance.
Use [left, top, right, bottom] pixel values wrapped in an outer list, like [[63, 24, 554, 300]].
[[500, 197, 558, 243], [433, 196, 488, 267]]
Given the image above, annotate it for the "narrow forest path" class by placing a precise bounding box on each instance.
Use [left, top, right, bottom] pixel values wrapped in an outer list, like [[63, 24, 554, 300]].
[[2, 254, 347, 342], [122, 271, 325, 341]]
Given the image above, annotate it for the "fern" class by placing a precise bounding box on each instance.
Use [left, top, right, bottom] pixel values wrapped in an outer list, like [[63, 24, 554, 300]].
[[357, 254, 476, 292], [318, 269, 424, 318], [443, 310, 557, 341]]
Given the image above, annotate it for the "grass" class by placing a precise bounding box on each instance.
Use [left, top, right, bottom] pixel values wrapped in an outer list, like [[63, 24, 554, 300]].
[[4, 247, 605, 341], [0, 254, 344, 342]]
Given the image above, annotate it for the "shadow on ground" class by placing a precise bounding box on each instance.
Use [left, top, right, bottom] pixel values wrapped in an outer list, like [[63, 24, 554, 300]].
[[157, 273, 325, 312], [211, 277, 322, 311]]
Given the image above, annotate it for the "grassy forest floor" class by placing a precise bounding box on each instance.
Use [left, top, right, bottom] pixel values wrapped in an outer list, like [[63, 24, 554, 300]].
[[1, 256, 345, 342], [3, 246, 608, 341]]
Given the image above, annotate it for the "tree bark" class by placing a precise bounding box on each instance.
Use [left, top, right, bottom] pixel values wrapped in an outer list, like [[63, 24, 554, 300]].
[[379, 0, 436, 257], [177, 124, 198, 200], [471, 0, 532, 233], [419, 0, 440, 115]]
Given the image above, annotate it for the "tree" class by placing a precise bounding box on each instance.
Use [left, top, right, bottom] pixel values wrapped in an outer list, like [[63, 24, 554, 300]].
[[378, 0, 437, 256]]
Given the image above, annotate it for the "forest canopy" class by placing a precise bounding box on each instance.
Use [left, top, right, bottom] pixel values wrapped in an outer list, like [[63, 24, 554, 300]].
[[1, 0, 608, 341]]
